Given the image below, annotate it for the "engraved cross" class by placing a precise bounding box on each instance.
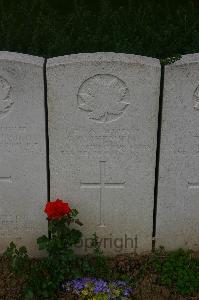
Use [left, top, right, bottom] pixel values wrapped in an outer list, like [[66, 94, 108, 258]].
[[80, 161, 125, 227], [0, 176, 11, 183], [0, 175, 11, 200], [188, 182, 199, 189]]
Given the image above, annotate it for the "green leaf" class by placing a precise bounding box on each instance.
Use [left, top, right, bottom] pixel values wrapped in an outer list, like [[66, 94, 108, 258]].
[[24, 289, 34, 300], [75, 219, 83, 226], [37, 235, 49, 250], [19, 246, 28, 254]]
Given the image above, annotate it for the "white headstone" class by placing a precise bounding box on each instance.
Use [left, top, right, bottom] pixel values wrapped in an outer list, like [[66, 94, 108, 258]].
[[0, 52, 47, 256], [157, 54, 199, 250], [47, 53, 160, 254]]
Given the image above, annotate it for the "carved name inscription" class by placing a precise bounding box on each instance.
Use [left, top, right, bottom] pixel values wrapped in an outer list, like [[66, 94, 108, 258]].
[[0, 76, 14, 118], [78, 74, 129, 122], [0, 126, 39, 152], [63, 127, 132, 155], [0, 215, 39, 235]]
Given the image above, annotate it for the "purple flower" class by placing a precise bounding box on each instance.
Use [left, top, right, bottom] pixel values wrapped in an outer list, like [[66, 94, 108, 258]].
[[81, 277, 91, 284], [61, 277, 133, 298], [113, 280, 127, 287], [123, 287, 133, 297], [93, 279, 109, 294], [72, 279, 84, 291]]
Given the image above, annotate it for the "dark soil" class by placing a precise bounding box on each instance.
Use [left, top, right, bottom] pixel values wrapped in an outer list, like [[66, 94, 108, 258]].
[[0, 256, 22, 300], [0, 254, 198, 300]]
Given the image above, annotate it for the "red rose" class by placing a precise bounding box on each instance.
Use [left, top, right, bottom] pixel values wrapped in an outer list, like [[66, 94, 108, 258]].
[[44, 199, 72, 220]]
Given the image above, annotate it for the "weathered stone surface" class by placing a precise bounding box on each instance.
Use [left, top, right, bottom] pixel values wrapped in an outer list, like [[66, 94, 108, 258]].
[[157, 54, 199, 250], [47, 53, 160, 254], [0, 52, 47, 256]]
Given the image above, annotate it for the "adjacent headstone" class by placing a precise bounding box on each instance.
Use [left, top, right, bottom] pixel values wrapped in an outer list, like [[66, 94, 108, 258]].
[[47, 53, 160, 254], [0, 52, 47, 256], [157, 54, 199, 250]]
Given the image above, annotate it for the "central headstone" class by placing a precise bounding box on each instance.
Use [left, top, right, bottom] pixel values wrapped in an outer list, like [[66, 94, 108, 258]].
[[47, 53, 160, 254]]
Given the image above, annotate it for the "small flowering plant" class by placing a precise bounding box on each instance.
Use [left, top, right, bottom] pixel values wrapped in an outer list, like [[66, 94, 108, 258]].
[[44, 198, 72, 219], [38, 199, 83, 255], [4, 199, 83, 299], [61, 278, 133, 299], [4, 199, 134, 300]]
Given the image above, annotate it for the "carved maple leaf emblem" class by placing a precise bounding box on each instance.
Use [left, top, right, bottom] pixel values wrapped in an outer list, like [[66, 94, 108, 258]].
[[194, 85, 199, 110], [78, 74, 129, 122], [0, 77, 14, 118]]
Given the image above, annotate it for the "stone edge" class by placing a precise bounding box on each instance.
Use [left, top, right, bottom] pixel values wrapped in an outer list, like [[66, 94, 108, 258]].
[[2, 52, 199, 69], [46, 52, 160, 68], [0, 51, 44, 66], [166, 53, 199, 68]]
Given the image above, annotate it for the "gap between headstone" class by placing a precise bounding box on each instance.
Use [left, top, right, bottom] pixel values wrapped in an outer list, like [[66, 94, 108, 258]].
[[43, 58, 51, 239], [43, 57, 50, 202], [152, 63, 165, 251]]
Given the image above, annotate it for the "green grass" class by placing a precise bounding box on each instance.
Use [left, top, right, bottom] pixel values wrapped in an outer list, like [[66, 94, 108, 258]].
[[152, 248, 199, 296], [78, 248, 199, 297], [0, 0, 199, 58]]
